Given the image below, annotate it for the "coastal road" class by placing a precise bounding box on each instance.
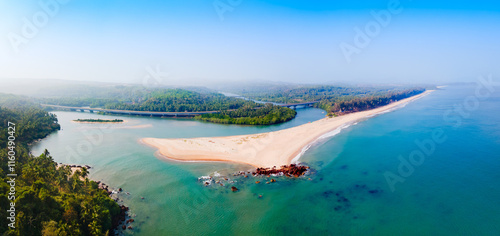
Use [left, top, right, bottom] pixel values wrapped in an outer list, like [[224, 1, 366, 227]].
[[41, 104, 220, 117]]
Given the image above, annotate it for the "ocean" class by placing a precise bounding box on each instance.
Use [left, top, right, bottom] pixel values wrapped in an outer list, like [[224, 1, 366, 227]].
[[31, 85, 500, 235]]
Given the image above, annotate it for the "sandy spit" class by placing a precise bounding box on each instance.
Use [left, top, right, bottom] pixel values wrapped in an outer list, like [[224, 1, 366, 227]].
[[142, 91, 433, 168]]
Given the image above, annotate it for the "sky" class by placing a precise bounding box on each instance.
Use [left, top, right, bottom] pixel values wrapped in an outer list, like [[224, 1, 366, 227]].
[[1, 0, 500, 86]]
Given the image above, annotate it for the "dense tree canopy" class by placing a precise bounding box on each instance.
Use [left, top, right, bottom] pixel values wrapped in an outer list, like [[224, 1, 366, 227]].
[[39, 86, 299, 125], [39, 87, 257, 112], [231, 85, 393, 104], [0, 94, 120, 236], [103, 89, 255, 112], [228, 85, 426, 116], [37, 84, 427, 125], [325, 88, 425, 115], [195, 104, 297, 125]]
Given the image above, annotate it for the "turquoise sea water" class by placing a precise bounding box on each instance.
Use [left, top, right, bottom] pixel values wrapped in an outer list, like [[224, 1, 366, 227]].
[[31, 85, 500, 235]]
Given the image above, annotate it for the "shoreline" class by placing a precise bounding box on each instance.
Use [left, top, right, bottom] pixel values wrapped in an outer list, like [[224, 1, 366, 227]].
[[142, 90, 433, 168]]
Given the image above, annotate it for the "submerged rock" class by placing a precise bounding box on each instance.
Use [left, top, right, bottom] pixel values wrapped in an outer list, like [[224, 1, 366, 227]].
[[231, 186, 239, 192]]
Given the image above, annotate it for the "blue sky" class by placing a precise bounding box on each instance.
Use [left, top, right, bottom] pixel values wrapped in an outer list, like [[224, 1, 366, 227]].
[[1, 0, 499, 85]]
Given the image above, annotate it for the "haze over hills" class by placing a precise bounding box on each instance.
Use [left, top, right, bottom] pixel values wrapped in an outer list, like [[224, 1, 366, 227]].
[[0, 78, 427, 126], [0, 78, 436, 96]]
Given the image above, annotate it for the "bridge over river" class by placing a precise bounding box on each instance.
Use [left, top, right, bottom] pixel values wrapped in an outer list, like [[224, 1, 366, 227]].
[[41, 104, 219, 117], [42, 101, 319, 117], [279, 101, 318, 109]]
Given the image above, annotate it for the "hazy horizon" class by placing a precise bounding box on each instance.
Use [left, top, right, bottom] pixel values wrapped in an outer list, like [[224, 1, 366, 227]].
[[1, 0, 499, 86]]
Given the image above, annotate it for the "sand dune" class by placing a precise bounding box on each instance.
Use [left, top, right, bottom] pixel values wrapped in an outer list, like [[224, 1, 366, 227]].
[[142, 91, 433, 168]]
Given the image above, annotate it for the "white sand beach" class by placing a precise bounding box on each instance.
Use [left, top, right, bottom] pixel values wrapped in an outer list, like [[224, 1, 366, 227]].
[[142, 91, 433, 168]]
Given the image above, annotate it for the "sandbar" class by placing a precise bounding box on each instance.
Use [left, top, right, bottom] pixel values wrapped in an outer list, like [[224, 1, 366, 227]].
[[142, 91, 433, 168]]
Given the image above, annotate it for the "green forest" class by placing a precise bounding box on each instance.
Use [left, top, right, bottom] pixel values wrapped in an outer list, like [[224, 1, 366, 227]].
[[223, 85, 426, 116], [38, 86, 298, 125], [194, 104, 297, 125], [228, 85, 393, 104], [39, 87, 257, 112], [0, 94, 121, 236], [103, 89, 253, 112], [321, 88, 425, 116], [37, 84, 426, 125]]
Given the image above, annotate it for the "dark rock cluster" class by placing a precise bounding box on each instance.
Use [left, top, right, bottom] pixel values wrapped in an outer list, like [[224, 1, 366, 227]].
[[96, 181, 113, 195], [113, 205, 129, 230], [97, 182, 131, 232], [61, 163, 92, 169], [253, 164, 309, 177]]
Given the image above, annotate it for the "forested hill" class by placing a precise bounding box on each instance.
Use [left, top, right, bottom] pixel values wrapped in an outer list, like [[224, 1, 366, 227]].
[[225, 85, 394, 104], [0, 94, 121, 235], [102, 89, 255, 112], [0, 94, 60, 145], [323, 88, 425, 116], [221, 85, 427, 116], [38, 86, 258, 112], [35, 84, 426, 124], [37, 85, 299, 125], [228, 85, 427, 105]]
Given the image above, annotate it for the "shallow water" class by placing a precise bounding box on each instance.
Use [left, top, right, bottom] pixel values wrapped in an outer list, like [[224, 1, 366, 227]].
[[32, 86, 500, 235]]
